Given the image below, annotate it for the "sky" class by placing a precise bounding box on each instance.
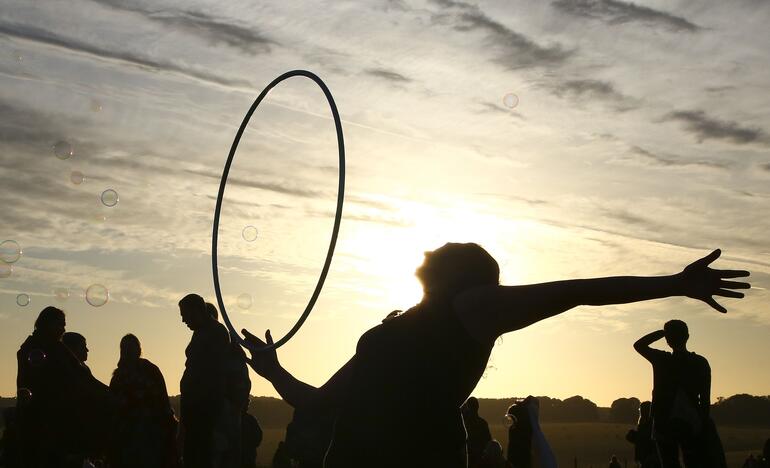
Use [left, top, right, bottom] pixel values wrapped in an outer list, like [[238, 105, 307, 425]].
[[0, 0, 769, 407]]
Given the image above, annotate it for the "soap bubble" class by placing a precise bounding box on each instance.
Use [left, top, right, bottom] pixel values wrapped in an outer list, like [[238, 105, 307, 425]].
[[70, 171, 85, 185], [16, 293, 30, 307], [27, 349, 46, 367], [54, 288, 69, 301], [90, 99, 102, 112], [0, 263, 11, 278], [0, 240, 22, 263], [503, 93, 519, 109], [100, 189, 119, 207], [53, 140, 73, 160], [242, 225, 258, 242], [237, 293, 253, 310], [86, 284, 109, 307], [503, 414, 517, 428]]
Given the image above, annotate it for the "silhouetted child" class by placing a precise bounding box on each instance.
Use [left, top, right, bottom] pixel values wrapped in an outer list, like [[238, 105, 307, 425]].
[[626, 401, 657, 467], [478, 440, 512, 468], [178, 293, 230, 468], [243, 245, 748, 468], [109, 334, 178, 468], [462, 396, 492, 468]]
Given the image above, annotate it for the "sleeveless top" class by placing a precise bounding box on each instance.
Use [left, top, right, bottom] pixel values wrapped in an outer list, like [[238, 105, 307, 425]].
[[324, 299, 493, 468]]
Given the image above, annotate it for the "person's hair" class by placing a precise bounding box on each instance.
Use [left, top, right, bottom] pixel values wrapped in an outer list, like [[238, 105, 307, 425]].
[[464, 396, 479, 413], [179, 293, 207, 319], [117, 333, 141, 368], [664, 319, 689, 347], [423, 243, 500, 294], [62, 332, 85, 348], [34, 306, 65, 331], [483, 439, 504, 460], [206, 302, 219, 321]]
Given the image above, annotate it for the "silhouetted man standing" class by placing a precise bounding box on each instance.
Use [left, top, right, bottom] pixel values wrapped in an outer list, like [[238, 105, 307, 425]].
[[179, 294, 230, 468], [634, 320, 723, 467], [462, 397, 492, 468]]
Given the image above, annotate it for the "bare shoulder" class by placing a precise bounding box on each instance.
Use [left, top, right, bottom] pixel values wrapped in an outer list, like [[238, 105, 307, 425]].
[[452, 284, 501, 343]]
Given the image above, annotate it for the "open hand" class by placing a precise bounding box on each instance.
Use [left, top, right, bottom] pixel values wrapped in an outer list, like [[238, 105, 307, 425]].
[[678, 249, 750, 313], [241, 329, 280, 379]]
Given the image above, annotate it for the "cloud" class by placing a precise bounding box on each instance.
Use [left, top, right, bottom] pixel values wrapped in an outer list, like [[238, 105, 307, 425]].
[[552, 0, 701, 32], [184, 169, 327, 198], [364, 68, 412, 84], [0, 21, 253, 89], [86, 0, 276, 55], [762, 163, 770, 172], [476, 102, 526, 119], [610, 146, 731, 171], [429, 0, 573, 69], [546, 79, 638, 111], [664, 110, 770, 145]]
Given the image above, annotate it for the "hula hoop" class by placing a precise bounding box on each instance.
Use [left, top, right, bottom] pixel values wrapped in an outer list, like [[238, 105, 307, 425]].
[[212, 70, 345, 351]]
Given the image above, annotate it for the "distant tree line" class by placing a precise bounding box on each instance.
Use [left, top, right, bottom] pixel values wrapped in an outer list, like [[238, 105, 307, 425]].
[[2, 394, 768, 431]]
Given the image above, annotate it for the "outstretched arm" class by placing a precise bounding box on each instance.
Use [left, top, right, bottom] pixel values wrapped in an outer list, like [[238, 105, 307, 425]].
[[241, 329, 354, 410], [455, 249, 750, 341]]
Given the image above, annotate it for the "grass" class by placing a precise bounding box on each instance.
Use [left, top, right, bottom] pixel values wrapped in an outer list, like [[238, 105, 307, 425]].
[[254, 423, 769, 467]]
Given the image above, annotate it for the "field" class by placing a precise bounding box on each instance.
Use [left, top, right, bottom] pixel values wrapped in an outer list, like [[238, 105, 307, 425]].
[[254, 423, 769, 467]]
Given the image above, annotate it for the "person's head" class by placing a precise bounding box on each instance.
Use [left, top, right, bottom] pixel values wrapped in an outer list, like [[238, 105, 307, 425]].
[[664, 319, 689, 350], [416, 243, 499, 299], [34, 306, 66, 341], [62, 332, 88, 363], [119, 334, 141, 364], [482, 439, 505, 462], [462, 396, 480, 417], [179, 293, 209, 330], [206, 302, 219, 321]]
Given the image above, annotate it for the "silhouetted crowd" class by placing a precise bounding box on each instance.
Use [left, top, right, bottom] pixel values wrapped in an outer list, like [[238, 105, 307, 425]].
[[1, 295, 263, 468]]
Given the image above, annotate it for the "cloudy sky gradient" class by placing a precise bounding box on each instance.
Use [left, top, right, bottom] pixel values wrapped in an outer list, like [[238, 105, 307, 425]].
[[1, 0, 768, 406]]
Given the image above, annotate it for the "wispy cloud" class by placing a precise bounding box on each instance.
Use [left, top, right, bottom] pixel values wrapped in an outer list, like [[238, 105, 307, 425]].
[[0, 21, 253, 89], [86, 0, 276, 55], [610, 146, 731, 171], [429, 0, 573, 69], [184, 169, 327, 199], [664, 110, 770, 145], [546, 78, 638, 111], [364, 68, 413, 84], [552, 0, 701, 32]]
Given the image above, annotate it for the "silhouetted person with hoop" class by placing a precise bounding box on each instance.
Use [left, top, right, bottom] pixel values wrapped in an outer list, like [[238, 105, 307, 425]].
[[108, 334, 178, 468], [179, 294, 230, 468], [635, 320, 726, 467], [243, 244, 748, 468], [462, 397, 492, 468]]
